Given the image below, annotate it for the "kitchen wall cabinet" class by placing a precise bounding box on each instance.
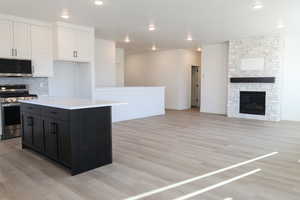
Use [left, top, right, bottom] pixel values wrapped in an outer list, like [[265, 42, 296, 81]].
[[0, 20, 13, 58], [0, 20, 30, 59], [54, 23, 94, 62], [31, 24, 53, 77], [13, 22, 31, 59]]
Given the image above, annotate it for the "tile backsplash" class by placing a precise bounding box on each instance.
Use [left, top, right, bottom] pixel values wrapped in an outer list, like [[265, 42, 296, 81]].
[[0, 77, 49, 96]]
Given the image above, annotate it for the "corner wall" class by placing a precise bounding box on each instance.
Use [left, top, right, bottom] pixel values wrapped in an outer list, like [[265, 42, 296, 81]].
[[125, 49, 201, 110], [201, 43, 228, 114]]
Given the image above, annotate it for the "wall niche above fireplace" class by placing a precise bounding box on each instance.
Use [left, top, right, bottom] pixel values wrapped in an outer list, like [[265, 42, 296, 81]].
[[240, 91, 266, 115]]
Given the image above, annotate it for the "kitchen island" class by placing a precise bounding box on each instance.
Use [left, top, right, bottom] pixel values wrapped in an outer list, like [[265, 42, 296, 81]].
[[20, 97, 125, 175]]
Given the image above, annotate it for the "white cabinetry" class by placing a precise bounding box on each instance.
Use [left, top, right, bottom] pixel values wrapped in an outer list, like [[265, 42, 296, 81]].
[[0, 20, 30, 59], [31, 25, 53, 77], [0, 20, 13, 58], [54, 23, 94, 62], [13, 22, 31, 59]]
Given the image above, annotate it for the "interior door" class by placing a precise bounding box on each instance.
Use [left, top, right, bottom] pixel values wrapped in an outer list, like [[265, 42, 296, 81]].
[[0, 20, 13, 58], [13, 22, 31, 59], [191, 66, 200, 107], [31, 25, 53, 77]]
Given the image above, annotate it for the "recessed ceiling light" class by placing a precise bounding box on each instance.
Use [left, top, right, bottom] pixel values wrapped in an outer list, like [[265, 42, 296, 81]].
[[149, 24, 156, 31], [187, 35, 193, 41], [196, 47, 202, 52], [252, 0, 264, 10], [224, 198, 233, 200], [61, 9, 70, 19], [124, 36, 131, 43], [94, 0, 103, 6], [277, 20, 285, 29], [152, 45, 157, 51]]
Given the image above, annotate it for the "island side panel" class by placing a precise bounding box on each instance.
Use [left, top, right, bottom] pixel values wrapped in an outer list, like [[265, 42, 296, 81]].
[[70, 106, 112, 175]]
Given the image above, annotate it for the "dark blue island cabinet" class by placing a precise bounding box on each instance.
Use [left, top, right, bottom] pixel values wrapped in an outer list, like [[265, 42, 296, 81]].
[[21, 103, 112, 175]]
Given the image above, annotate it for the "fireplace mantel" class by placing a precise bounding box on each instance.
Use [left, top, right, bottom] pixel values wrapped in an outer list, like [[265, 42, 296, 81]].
[[230, 77, 275, 83]]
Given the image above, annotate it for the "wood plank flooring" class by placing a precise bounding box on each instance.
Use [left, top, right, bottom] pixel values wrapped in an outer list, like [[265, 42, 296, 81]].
[[0, 110, 300, 200]]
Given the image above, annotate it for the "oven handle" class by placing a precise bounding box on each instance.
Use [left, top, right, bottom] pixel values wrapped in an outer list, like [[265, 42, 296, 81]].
[[1, 103, 21, 107]]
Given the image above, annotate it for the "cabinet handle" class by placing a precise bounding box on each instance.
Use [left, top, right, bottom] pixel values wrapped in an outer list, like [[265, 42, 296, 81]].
[[27, 117, 34, 126], [51, 122, 58, 135]]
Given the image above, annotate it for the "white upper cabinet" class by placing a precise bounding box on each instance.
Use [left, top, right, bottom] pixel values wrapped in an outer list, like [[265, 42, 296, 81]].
[[0, 20, 31, 60], [0, 20, 13, 58], [54, 23, 94, 62], [75, 30, 92, 62], [13, 22, 31, 59], [31, 24, 53, 77]]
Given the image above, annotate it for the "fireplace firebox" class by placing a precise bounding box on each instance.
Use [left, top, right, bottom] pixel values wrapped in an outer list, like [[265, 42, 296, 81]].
[[240, 91, 266, 115]]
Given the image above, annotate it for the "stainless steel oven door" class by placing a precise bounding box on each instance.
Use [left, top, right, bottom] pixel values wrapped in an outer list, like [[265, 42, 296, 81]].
[[1, 103, 21, 140]]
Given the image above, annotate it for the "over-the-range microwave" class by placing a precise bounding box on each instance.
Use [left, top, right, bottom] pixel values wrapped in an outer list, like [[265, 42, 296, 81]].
[[0, 58, 32, 77]]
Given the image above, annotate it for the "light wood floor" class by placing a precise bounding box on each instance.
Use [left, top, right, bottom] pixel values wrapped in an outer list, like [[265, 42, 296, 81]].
[[1, 110, 300, 200]]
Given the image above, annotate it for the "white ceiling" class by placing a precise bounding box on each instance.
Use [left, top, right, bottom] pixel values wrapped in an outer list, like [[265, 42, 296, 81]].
[[0, 0, 296, 54]]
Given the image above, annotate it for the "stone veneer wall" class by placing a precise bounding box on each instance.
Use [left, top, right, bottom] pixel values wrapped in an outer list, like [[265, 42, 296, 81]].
[[0, 77, 48, 96], [227, 35, 282, 121]]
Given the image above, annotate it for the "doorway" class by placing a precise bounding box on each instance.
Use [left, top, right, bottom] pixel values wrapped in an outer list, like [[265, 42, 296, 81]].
[[191, 65, 201, 109]]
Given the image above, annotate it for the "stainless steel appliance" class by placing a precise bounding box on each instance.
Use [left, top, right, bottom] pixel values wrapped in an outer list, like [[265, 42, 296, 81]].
[[0, 58, 32, 77], [0, 85, 37, 140]]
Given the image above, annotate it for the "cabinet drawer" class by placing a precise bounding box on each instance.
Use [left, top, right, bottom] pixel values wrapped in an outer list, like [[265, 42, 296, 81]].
[[22, 104, 41, 114], [44, 107, 69, 121]]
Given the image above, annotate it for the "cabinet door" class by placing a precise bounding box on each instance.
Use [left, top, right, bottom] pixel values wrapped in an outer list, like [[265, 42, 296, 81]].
[[31, 25, 53, 77], [44, 120, 59, 160], [56, 27, 76, 61], [22, 113, 33, 146], [57, 121, 71, 167], [13, 22, 31, 59], [75, 30, 92, 62], [32, 115, 44, 152], [0, 20, 13, 58]]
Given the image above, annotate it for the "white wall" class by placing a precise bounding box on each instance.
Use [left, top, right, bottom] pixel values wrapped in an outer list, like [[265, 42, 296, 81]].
[[48, 61, 92, 98], [94, 87, 165, 122], [95, 39, 117, 87], [281, 30, 300, 121], [201, 43, 228, 115], [116, 48, 125, 86], [125, 49, 201, 110]]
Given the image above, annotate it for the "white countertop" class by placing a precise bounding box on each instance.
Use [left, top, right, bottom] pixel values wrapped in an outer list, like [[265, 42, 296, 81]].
[[19, 97, 127, 110]]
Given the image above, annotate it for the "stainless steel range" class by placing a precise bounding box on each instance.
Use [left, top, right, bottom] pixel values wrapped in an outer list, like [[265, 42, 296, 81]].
[[0, 85, 37, 140]]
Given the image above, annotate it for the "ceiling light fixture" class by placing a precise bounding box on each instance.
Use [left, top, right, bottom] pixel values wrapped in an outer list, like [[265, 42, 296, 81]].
[[149, 24, 156, 31], [152, 45, 157, 51], [61, 9, 70, 19], [187, 35, 193, 41], [277, 20, 285, 29], [94, 0, 104, 6], [252, 0, 264, 10], [197, 47, 202, 52], [124, 36, 131, 43]]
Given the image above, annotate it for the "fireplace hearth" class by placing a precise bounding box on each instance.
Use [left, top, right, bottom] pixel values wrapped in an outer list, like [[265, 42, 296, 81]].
[[240, 91, 266, 115]]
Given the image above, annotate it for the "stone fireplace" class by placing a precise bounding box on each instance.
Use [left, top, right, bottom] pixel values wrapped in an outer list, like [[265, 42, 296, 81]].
[[227, 35, 282, 121]]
